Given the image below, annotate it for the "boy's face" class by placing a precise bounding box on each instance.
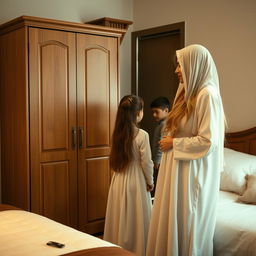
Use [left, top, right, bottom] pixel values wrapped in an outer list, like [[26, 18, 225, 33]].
[[151, 107, 169, 122]]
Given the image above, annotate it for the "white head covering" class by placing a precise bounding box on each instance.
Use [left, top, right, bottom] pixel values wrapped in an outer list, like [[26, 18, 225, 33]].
[[176, 44, 220, 101], [175, 44, 225, 171]]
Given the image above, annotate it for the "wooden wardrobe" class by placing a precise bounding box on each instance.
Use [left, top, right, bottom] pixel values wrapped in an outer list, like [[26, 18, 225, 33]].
[[0, 16, 126, 234]]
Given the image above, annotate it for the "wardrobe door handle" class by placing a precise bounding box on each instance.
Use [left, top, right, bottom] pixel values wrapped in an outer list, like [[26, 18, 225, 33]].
[[79, 127, 84, 149], [72, 127, 77, 150]]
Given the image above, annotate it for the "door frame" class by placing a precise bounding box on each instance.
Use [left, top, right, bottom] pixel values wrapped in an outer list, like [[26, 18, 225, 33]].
[[131, 22, 185, 94]]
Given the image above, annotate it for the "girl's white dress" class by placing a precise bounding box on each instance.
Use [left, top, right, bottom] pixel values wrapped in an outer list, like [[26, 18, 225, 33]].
[[104, 129, 154, 256]]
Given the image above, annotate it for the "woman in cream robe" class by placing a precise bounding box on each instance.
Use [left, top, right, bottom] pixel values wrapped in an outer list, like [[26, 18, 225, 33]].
[[147, 45, 225, 256]]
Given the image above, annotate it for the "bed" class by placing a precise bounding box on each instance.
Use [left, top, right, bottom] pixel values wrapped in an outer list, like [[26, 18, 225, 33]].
[[214, 127, 256, 256], [0, 204, 135, 256]]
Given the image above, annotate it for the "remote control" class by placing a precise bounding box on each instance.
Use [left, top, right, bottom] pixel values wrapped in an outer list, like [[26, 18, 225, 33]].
[[46, 241, 65, 248]]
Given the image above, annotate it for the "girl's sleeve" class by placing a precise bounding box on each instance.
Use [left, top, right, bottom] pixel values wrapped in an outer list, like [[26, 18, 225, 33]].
[[140, 131, 154, 185], [173, 88, 221, 160]]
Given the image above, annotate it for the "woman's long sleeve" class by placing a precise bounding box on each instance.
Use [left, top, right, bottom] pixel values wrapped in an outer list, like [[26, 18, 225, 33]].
[[140, 132, 154, 185], [173, 88, 221, 160]]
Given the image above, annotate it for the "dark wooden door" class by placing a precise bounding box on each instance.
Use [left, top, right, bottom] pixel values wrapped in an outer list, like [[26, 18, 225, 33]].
[[132, 23, 185, 138], [29, 28, 78, 228], [76, 33, 118, 234]]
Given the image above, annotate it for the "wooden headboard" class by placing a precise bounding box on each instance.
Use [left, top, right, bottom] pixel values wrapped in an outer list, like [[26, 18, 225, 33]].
[[225, 127, 256, 156]]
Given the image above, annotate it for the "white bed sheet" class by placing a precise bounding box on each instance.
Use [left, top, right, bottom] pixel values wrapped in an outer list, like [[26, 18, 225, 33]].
[[214, 191, 256, 256], [0, 210, 116, 256]]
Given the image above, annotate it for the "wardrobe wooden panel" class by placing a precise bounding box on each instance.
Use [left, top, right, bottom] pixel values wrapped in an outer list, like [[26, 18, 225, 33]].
[[86, 157, 110, 222], [29, 28, 78, 228], [0, 27, 30, 210], [41, 162, 70, 225], [86, 47, 110, 147], [41, 42, 69, 151], [78, 157, 111, 234]]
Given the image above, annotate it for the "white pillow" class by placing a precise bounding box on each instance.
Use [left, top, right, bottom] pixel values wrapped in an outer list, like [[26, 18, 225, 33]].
[[238, 175, 256, 204], [220, 148, 256, 195]]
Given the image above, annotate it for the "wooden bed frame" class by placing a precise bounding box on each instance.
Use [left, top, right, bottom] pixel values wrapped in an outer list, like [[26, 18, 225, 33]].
[[225, 127, 256, 156]]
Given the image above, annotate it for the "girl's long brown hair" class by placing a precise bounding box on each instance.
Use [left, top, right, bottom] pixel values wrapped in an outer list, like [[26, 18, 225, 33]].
[[110, 95, 144, 172]]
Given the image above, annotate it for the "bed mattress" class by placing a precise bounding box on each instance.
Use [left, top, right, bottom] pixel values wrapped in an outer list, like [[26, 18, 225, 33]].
[[214, 191, 256, 256], [0, 206, 134, 256]]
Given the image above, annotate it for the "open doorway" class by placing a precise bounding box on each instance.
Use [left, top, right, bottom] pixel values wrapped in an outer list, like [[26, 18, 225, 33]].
[[132, 22, 185, 196], [132, 22, 185, 137]]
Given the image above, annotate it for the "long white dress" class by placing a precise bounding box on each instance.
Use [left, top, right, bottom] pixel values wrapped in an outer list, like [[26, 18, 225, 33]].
[[147, 86, 225, 256], [147, 44, 225, 256], [104, 129, 154, 256]]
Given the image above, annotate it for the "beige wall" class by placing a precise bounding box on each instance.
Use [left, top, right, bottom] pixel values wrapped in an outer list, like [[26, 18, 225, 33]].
[[133, 0, 256, 132], [0, 0, 133, 202]]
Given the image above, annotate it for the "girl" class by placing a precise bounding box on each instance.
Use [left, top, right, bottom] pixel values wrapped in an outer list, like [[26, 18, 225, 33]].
[[147, 45, 225, 256], [104, 95, 154, 256]]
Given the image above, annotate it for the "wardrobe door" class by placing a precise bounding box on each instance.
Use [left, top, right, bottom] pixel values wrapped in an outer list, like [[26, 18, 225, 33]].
[[29, 28, 78, 228], [77, 33, 119, 233]]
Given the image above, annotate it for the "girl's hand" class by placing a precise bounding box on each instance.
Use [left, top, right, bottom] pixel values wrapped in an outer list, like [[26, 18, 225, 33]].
[[147, 184, 154, 192], [159, 136, 173, 152]]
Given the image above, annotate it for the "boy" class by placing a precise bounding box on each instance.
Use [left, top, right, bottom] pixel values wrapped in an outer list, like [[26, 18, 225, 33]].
[[150, 96, 171, 195]]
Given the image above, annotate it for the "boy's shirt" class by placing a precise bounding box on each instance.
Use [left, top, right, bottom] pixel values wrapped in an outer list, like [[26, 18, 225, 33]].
[[151, 119, 166, 166]]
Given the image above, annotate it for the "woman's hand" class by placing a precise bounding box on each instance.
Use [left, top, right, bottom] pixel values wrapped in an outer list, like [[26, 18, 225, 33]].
[[159, 136, 173, 152], [147, 184, 154, 192]]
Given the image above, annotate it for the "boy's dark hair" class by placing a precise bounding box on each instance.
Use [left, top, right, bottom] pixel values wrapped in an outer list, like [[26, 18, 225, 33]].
[[150, 96, 171, 111]]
